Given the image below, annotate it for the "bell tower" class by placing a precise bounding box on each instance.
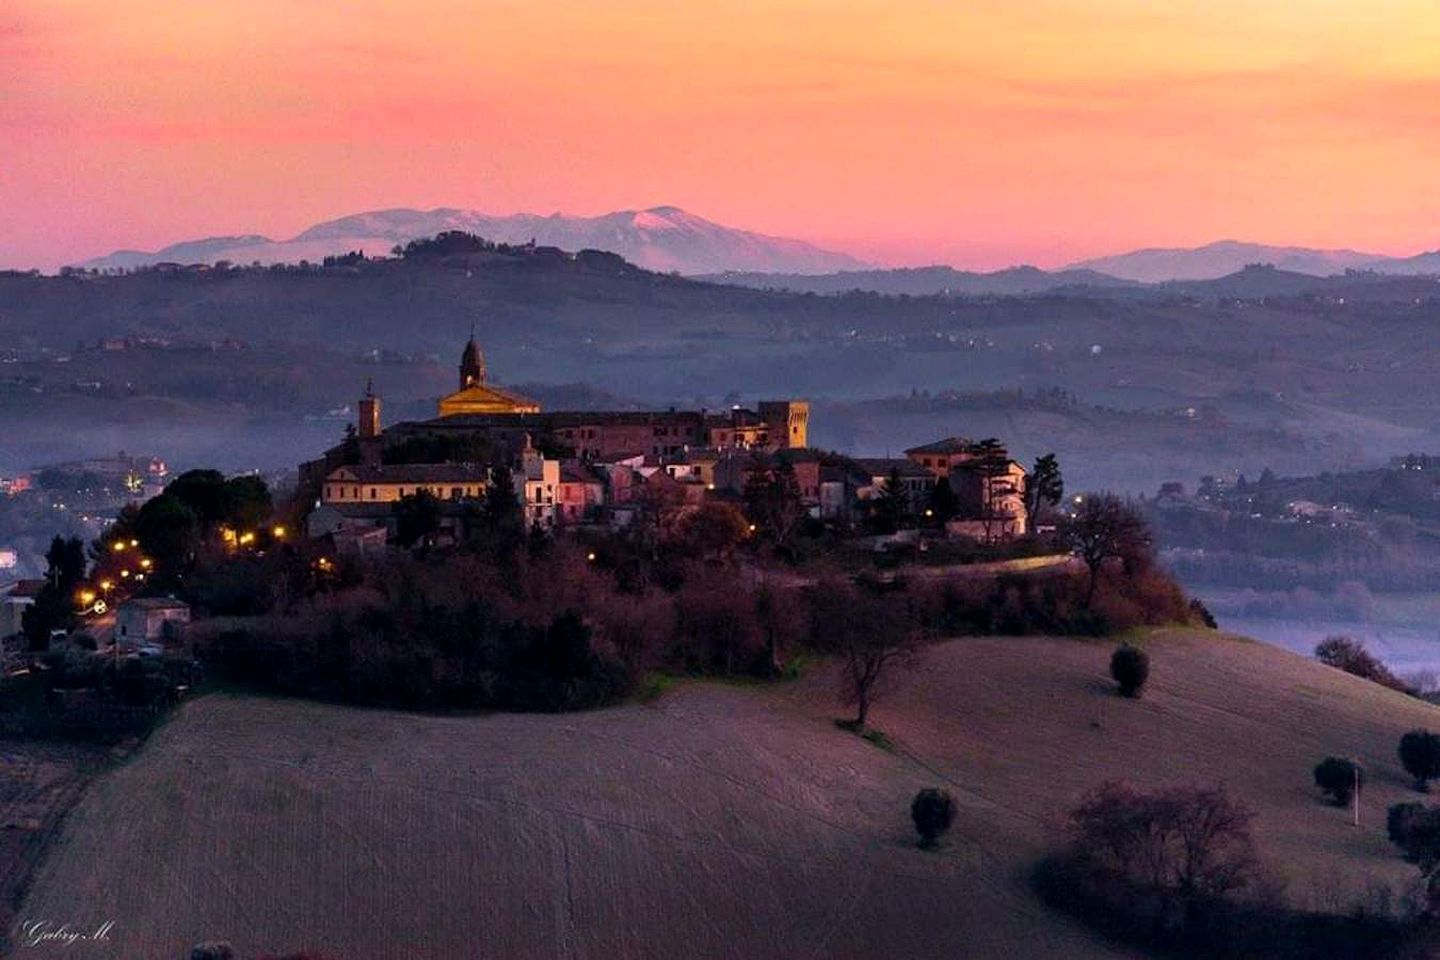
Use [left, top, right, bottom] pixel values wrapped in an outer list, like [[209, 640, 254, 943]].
[[358, 378, 381, 439], [459, 328, 486, 389]]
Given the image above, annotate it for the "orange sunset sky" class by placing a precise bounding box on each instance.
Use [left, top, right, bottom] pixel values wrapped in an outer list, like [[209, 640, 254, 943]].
[[3, 0, 1439, 271]]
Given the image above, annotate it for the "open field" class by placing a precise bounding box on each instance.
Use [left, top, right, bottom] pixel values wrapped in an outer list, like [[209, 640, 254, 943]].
[[0, 739, 112, 949], [14, 629, 1440, 958]]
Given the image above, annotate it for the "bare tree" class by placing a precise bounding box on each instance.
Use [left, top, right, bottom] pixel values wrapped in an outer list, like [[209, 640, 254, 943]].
[[1069, 781, 1260, 900], [811, 578, 921, 731], [1063, 493, 1152, 605]]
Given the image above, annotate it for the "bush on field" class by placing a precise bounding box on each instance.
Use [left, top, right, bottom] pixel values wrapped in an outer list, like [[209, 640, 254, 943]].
[[911, 788, 956, 849], [1313, 757, 1363, 806], [1110, 645, 1150, 698], [1399, 730, 1440, 793]]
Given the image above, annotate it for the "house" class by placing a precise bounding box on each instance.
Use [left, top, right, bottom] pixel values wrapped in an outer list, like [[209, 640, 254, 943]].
[[904, 438, 1029, 541], [904, 437, 981, 477], [556, 461, 606, 525], [115, 597, 190, 645], [322, 463, 492, 505], [851, 458, 937, 515], [0, 579, 45, 640], [519, 445, 559, 529]]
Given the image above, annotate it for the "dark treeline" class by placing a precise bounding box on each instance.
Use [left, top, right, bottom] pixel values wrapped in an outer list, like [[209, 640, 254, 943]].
[[195, 524, 1198, 714]]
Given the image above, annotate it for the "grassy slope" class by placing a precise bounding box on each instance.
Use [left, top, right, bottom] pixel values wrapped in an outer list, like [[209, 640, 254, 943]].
[[15, 630, 1440, 959]]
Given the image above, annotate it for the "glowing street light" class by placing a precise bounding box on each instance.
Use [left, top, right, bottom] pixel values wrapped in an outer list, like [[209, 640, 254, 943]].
[[111, 541, 126, 553], [272, 525, 287, 539]]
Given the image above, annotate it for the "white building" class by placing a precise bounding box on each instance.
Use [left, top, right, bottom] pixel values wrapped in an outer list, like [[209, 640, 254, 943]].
[[116, 597, 190, 645]]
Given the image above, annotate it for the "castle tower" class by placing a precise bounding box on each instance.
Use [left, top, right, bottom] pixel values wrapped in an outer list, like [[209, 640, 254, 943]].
[[358, 378, 381, 439], [460, 331, 486, 389], [759, 400, 809, 449]]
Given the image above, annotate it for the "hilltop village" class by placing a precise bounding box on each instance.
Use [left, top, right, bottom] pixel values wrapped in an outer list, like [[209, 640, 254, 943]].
[[299, 335, 1032, 551]]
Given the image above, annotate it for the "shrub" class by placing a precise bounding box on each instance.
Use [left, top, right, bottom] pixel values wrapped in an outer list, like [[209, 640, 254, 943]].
[[1110, 644, 1150, 698], [1315, 636, 1411, 694], [911, 788, 956, 848], [189, 945, 235, 960], [1399, 730, 1440, 792], [1037, 787, 1418, 958], [1313, 757, 1363, 806], [1068, 781, 1259, 900], [1387, 802, 1440, 900]]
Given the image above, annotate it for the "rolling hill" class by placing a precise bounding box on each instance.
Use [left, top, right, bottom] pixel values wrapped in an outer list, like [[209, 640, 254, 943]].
[[75, 206, 869, 277], [15, 629, 1440, 958]]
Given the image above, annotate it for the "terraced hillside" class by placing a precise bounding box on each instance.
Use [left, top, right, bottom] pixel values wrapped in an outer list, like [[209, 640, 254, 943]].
[[15, 630, 1440, 958]]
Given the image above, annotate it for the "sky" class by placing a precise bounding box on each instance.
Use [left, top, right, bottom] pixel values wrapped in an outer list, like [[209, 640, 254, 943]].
[[4, 0, 1440, 271]]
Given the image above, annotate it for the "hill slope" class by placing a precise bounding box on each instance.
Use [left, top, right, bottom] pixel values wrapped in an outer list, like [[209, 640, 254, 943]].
[[16, 630, 1439, 959], [76, 206, 869, 276]]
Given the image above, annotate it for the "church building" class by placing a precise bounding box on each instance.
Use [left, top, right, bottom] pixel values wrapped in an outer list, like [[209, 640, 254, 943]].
[[436, 334, 541, 417]]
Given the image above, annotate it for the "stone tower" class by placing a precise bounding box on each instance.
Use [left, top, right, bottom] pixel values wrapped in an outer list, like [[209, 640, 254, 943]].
[[759, 400, 810, 449], [358, 379, 381, 439]]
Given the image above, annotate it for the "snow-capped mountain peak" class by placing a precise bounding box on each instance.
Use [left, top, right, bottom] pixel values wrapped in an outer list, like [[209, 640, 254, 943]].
[[80, 206, 868, 276]]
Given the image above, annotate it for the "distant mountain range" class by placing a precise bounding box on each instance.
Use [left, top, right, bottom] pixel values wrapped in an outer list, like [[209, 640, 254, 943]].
[[75, 211, 1440, 288], [711, 242, 1440, 297], [76, 206, 869, 277], [1067, 239, 1440, 282]]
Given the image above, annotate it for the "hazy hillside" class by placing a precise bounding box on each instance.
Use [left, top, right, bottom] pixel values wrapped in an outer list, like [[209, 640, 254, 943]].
[[7, 251, 1440, 485], [702, 264, 1134, 296], [75, 206, 869, 276], [18, 630, 1439, 958]]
